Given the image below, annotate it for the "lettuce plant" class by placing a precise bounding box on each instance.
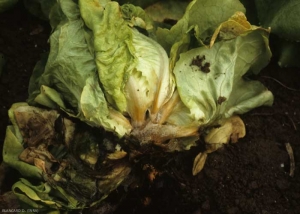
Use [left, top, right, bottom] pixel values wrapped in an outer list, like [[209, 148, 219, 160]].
[[2, 0, 274, 211]]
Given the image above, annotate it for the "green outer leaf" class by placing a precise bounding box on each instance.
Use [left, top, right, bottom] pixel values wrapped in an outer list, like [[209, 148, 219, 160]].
[[3, 126, 42, 179], [173, 29, 273, 125], [79, 0, 136, 112], [28, 0, 132, 137], [39, 18, 95, 109], [80, 76, 132, 137], [34, 85, 66, 109], [188, 0, 245, 42], [255, 0, 300, 41], [8, 103, 28, 141], [156, 0, 245, 52], [121, 3, 154, 31]]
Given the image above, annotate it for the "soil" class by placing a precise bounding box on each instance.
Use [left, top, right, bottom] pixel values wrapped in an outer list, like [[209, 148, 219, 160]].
[[1, 2, 300, 214]]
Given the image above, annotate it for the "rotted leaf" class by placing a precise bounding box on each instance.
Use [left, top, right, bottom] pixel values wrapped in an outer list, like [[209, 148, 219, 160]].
[[205, 116, 246, 144], [19, 145, 58, 174], [73, 132, 100, 167], [33, 158, 47, 173], [159, 136, 199, 152], [97, 163, 131, 195], [192, 152, 208, 176], [143, 164, 159, 182], [131, 121, 198, 145], [62, 118, 76, 147], [13, 105, 59, 147]]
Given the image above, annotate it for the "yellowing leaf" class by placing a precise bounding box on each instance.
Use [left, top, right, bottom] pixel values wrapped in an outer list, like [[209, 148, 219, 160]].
[[205, 116, 246, 144], [229, 116, 246, 143], [192, 152, 208, 176], [210, 12, 252, 47], [205, 122, 233, 144]]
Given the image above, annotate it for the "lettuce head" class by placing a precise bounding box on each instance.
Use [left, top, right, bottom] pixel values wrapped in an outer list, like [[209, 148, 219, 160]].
[[3, 0, 274, 211]]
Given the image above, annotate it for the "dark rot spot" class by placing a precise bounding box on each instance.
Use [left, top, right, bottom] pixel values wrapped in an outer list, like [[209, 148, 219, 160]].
[[217, 96, 227, 104], [191, 55, 205, 68], [190, 55, 211, 73], [204, 62, 210, 68]]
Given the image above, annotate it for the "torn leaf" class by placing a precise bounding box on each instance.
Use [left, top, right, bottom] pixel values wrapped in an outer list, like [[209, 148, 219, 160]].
[[205, 116, 246, 144]]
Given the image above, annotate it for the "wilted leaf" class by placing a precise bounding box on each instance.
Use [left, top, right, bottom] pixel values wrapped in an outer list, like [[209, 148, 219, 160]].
[[205, 122, 233, 144], [13, 105, 59, 147], [210, 11, 252, 47], [229, 116, 246, 143], [192, 152, 208, 176], [205, 116, 246, 144]]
